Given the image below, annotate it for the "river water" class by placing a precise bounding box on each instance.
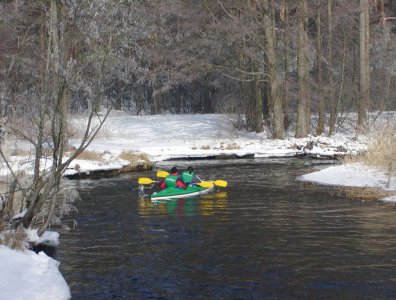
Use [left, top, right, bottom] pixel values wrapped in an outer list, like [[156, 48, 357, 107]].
[[58, 159, 396, 299]]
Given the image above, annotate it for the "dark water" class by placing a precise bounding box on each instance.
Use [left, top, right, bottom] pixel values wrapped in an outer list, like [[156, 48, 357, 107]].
[[58, 159, 396, 299]]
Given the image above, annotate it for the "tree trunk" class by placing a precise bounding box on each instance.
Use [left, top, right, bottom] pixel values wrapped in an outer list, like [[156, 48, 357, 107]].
[[358, 0, 370, 133], [316, 1, 325, 135], [295, 0, 310, 138], [264, 0, 284, 138], [328, 0, 336, 135], [282, 0, 291, 131], [152, 90, 162, 114], [254, 75, 264, 133]]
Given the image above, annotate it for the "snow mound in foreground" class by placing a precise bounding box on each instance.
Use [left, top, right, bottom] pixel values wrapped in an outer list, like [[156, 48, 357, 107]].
[[0, 246, 70, 300]]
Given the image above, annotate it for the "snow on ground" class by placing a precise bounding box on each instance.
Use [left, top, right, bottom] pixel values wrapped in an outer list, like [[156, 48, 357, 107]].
[[297, 162, 396, 202], [3, 112, 370, 177], [68, 111, 368, 162], [0, 246, 70, 300]]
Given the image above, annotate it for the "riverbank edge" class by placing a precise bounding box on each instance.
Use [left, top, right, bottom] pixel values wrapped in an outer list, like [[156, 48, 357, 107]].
[[63, 151, 343, 180]]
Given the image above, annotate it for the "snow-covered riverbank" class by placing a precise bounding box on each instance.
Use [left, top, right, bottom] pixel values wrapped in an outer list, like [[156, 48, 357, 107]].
[[0, 245, 70, 300], [67, 112, 396, 203], [2, 111, 395, 200]]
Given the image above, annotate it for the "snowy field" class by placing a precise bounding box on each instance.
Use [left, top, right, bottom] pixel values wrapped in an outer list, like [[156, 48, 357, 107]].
[[0, 111, 395, 299], [68, 111, 369, 162]]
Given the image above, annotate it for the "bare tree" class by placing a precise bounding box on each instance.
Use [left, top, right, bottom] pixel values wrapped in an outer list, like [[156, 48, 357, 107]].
[[0, 0, 125, 234]]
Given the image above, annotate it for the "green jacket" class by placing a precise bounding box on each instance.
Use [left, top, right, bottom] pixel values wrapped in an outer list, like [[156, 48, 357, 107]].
[[181, 170, 195, 184]]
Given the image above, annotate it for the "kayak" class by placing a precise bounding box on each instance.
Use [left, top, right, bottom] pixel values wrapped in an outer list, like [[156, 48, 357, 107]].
[[151, 185, 214, 200]]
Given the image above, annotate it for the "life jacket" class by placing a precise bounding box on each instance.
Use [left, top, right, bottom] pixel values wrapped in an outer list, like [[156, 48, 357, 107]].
[[164, 175, 179, 188], [181, 170, 195, 184]]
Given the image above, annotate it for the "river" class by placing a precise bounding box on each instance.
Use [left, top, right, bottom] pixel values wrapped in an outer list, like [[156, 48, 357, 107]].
[[58, 159, 396, 299]]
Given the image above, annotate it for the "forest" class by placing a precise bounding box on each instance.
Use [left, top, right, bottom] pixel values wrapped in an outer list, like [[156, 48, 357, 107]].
[[1, 0, 395, 136], [0, 1, 395, 232]]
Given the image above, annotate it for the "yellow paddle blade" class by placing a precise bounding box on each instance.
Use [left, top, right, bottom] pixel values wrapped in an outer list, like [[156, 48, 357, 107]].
[[214, 180, 228, 187], [138, 177, 156, 185], [157, 170, 169, 178], [197, 181, 215, 188]]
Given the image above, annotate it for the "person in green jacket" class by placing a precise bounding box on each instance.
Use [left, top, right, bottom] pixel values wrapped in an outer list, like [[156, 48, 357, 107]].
[[181, 166, 201, 186], [159, 166, 187, 189]]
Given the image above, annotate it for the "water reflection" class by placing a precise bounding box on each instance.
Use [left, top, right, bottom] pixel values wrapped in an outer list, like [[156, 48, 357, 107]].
[[137, 192, 228, 217]]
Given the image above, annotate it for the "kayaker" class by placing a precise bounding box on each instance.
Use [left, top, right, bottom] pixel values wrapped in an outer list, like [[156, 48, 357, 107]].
[[159, 166, 187, 189], [181, 166, 201, 186]]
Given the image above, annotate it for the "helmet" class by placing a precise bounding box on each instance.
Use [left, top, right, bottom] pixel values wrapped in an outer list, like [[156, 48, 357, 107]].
[[170, 166, 178, 173]]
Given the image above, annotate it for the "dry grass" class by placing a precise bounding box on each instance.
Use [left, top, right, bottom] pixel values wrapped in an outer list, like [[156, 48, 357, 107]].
[[200, 145, 211, 150], [119, 151, 151, 165], [342, 122, 396, 175], [75, 150, 104, 161], [225, 143, 241, 150], [364, 123, 396, 170], [336, 186, 392, 201]]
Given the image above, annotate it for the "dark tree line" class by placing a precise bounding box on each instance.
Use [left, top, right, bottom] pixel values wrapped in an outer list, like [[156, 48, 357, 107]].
[[1, 0, 395, 136]]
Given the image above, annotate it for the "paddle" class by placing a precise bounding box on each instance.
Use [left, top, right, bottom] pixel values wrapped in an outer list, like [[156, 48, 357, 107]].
[[211, 180, 228, 188], [156, 170, 228, 187], [138, 177, 158, 185], [196, 181, 214, 188], [156, 170, 169, 178]]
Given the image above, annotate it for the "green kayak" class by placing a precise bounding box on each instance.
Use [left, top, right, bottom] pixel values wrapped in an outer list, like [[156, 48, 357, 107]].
[[151, 185, 214, 200]]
